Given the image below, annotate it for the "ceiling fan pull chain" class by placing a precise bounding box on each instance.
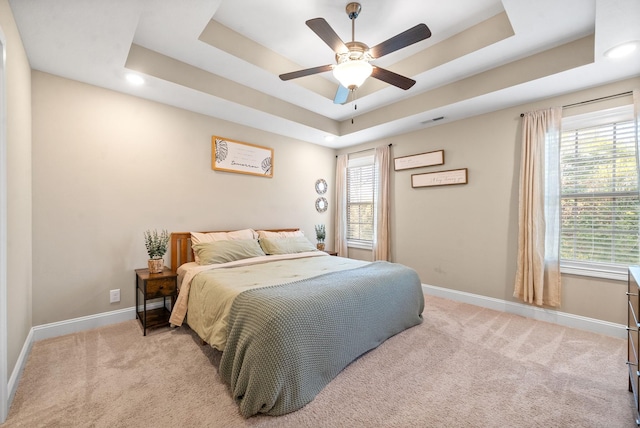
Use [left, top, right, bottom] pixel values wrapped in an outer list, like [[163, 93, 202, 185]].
[[351, 89, 358, 124]]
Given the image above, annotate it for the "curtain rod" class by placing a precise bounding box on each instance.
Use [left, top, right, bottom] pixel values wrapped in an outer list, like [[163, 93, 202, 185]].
[[336, 143, 392, 158], [519, 91, 633, 117]]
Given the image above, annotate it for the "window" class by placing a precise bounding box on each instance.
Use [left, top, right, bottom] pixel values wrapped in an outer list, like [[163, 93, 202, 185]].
[[347, 154, 375, 248], [559, 105, 639, 279]]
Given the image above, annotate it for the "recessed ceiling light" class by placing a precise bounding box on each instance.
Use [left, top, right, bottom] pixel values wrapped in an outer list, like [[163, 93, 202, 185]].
[[324, 135, 336, 142], [125, 73, 145, 85], [604, 41, 639, 58]]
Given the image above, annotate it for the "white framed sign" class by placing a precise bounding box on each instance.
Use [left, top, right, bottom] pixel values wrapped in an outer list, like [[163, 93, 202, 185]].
[[394, 150, 444, 171], [412, 168, 468, 188], [212, 136, 273, 178]]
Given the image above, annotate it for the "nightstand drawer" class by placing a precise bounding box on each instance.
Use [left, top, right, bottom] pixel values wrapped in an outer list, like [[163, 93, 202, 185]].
[[145, 277, 176, 298]]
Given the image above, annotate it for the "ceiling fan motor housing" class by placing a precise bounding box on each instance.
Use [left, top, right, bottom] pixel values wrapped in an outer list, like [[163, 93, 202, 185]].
[[336, 41, 371, 63], [345, 2, 361, 20]]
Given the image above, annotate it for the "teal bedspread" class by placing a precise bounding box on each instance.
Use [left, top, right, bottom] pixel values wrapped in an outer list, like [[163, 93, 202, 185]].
[[219, 261, 424, 417]]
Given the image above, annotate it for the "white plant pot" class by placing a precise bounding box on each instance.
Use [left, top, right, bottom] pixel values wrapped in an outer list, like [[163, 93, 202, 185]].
[[148, 258, 163, 274]]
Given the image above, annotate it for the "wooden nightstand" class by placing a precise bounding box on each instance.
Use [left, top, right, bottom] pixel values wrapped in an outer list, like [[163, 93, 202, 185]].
[[135, 267, 177, 336]]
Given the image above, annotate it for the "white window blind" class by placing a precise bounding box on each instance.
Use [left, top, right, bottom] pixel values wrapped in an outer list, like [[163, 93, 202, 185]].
[[559, 105, 639, 278], [347, 155, 375, 246]]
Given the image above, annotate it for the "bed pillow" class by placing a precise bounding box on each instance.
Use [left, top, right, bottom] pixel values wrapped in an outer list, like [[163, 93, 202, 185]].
[[192, 239, 266, 265], [257, 230, 304, 239], [259, 236, 317, 255], [190, 229, 257, 263]]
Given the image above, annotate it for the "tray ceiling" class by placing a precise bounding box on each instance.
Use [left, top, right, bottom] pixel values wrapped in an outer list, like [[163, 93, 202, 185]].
[[9, 0, 640, 148]]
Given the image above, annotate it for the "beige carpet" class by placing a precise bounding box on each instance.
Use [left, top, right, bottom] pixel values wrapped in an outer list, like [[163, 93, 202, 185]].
[[2, 295, 637, 427]]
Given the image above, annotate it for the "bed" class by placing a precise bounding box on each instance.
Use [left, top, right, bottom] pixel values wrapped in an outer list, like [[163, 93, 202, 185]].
[[168, 228, 424, 418]]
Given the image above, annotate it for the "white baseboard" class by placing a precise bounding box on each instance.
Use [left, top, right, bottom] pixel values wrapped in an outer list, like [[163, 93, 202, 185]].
[[422, 284, 627, 339], [7, 328, 33, 407], [32, 301, 166, 342], [32, 307, 135, 342]]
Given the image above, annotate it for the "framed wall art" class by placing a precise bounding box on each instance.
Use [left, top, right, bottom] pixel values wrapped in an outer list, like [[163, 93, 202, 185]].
[[394, 149, 444, 171], [212, 136, 273, 178], [411, 168, 468, 188]]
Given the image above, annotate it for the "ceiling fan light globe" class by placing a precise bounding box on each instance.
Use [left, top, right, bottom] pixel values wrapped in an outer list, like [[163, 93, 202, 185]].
[[333, 60, 373, 90]]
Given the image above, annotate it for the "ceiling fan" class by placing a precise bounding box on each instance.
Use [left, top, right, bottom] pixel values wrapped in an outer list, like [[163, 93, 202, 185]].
[[279, 2, 432, 104]]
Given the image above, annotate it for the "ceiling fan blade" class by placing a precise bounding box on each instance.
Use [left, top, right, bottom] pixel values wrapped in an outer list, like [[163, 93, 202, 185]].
[[279, 64, 333, 81], [369, 24, 432, 58], [306, 18, 349, 54], [371, 66, 416, 90], [333, 85, 350, 104]]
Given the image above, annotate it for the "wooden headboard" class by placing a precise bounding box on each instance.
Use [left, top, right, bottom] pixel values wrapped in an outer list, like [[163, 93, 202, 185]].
[[170, 228, 300, 272]]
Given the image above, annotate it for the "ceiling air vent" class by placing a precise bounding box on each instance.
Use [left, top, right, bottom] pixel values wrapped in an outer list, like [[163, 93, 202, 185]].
[[420, 116, 445, 124]]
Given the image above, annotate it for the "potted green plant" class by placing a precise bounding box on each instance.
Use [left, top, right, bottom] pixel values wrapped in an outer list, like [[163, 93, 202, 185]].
[[144, 229, 170, 273], [315, 224, 326, 251]]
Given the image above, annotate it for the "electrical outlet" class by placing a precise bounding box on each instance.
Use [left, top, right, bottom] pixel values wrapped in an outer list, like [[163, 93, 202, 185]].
[[110, 289, 120, 303]]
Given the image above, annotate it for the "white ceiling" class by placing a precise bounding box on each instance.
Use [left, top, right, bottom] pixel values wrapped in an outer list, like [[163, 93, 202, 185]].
[[9, 0, 640, 148]]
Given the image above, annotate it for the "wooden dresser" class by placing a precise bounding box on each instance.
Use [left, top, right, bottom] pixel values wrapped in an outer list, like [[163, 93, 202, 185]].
[[628, 266, 640, 425]]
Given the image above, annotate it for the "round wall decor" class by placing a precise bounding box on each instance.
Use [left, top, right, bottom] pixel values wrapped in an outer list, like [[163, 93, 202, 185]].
[[315, 197, 328, 213], [315, 178, 328, 194]]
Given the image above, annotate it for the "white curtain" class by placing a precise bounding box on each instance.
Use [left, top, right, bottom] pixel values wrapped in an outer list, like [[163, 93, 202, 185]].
[[635, 91, 640, 236], [635, 90, 640, 189], [513, 107, 562, 307], [373, 145, 390, 261], [334, 154, 348, 257]]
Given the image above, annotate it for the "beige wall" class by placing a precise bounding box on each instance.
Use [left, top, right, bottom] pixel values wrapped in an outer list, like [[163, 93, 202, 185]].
[[340, 77, 640, 325], [0, 0, 33, 380], [31, 72, 335, 326]]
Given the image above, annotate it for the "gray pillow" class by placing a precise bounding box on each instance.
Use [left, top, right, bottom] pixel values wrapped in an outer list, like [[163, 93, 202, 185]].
[[192, 239, 265, 265], [259, 236, 317, 255]]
